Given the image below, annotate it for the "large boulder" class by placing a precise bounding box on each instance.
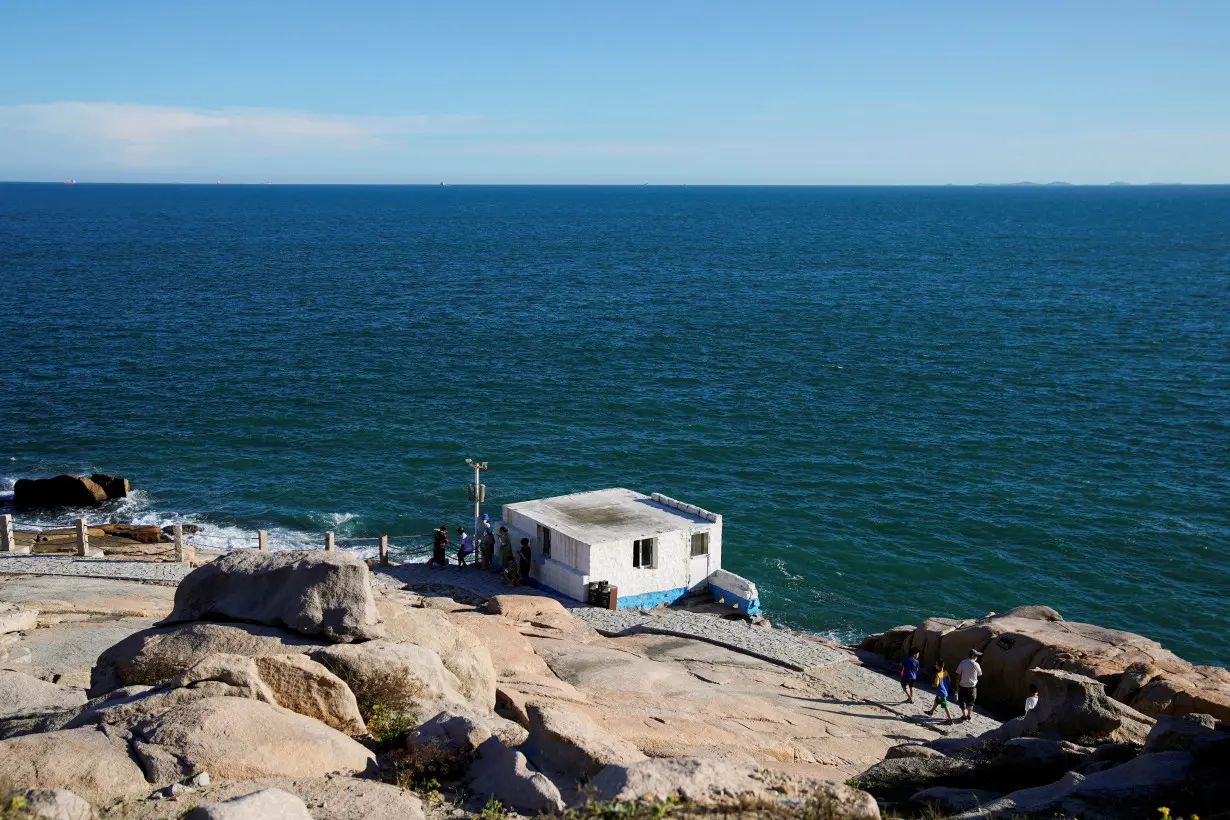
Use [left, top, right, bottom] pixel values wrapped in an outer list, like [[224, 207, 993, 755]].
[[311, 640, 466, 718], [129, 697, 376, 784], [376, 600, 497, 709], [0, 670, 87, 719], [255, 654, 366, 735], [91, 621, 329, 696], [1141, 713, 1223, 754], [169, 653, 277, 703], [853, 756, 980, 802], [1015, 668, 1154, 745], [0, 603, 39, 635], [486, 595, 569, 621], [13, 475, 108, 510], [184, 787, 312, 820], [590, 756, 879, 816], [167, 550, 381, 642], [0, 726, 150, 803], [467, 736, 565, 815], [869, 606, 1222, 717], [90, 474, 130, 500], [524, 702, 646, 779], [169, 777, 424, 820], [20, 788, 94, 820]]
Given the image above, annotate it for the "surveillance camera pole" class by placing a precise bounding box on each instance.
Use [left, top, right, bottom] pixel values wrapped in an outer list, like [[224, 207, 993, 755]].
[[465, 458, 489, 538]]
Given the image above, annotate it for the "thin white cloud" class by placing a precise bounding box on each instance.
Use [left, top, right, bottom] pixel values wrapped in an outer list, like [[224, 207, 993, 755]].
[[0, 101, 487, 171]]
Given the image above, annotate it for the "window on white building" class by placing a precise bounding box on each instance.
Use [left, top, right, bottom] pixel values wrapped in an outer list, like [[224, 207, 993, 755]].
[[537, 525, 552, 558], [690, 532, 709, 557], [633, 537, 655, 569]]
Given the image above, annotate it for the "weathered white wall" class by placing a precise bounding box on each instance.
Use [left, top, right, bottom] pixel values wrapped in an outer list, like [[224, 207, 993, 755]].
[[502, 498, 724, 607]]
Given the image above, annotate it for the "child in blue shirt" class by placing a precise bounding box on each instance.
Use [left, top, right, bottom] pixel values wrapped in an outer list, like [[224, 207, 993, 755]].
[[924, 659, 955, 724], [900, 648, 921, 704]]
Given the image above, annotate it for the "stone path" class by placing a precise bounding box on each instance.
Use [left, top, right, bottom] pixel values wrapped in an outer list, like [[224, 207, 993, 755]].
[[0, 554, 190, 585], [373, 562, 849, 673]]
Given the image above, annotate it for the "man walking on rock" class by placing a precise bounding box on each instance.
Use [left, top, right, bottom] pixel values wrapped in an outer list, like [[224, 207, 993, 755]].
[[955, 649, 983, 722]]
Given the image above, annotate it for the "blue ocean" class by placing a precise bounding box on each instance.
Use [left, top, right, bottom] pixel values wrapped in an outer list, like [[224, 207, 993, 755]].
[[1, 184, 1226, 666]]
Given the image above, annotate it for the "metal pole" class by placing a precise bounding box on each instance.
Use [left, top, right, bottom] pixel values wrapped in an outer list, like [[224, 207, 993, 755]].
[[465, 458, 489, 539]]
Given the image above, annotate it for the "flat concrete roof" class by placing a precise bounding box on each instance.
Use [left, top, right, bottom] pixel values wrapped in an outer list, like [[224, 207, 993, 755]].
[[505, 488, 712, 545]]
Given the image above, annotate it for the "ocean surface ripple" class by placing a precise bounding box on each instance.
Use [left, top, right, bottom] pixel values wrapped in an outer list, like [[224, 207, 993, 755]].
[[1, 184, 1226, 666]]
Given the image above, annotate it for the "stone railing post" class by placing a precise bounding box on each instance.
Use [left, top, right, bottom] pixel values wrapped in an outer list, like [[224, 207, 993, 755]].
[[379, 533, 389, 566], [0, 514, 25, 553], [173, 523, 194, 564], [76, 517, 97, 557], [257, 530, 269, 552], [324, 531, 335, 552]]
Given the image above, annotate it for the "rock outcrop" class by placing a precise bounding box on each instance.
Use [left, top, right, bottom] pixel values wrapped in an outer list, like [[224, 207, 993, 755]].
[[0, 726, 151, 803], [467, 736, 565, 815], [993, 668, 1154, 745], [377, 599, 497, 709], [20, 788, 94, 820], [13, 475, 109, 510], [859, 605, 1230, 721], [254, 653, 366, 735], [167, 550, 382, 642], [523, 701, 647, 779], [91, 621, 329, 696], [129, 697, 376, 784], [0, 670, 88, 719], [89, 474, 130, 500], [183, 787, 312, 820], [312, 639, 467, 717]]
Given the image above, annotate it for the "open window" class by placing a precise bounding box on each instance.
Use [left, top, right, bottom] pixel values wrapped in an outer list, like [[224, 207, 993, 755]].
[[632, 537, 655, 569], [690, 532, 709, 557]]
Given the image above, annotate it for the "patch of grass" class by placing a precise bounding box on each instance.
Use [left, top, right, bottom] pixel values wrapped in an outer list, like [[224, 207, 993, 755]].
[[478, 795, 511, 819], [558, 795, 866, 820], [365, 703, 415, 749]]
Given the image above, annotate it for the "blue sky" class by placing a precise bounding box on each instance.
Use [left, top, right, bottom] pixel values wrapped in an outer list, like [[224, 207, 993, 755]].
[[2, 1, 1227, 183]]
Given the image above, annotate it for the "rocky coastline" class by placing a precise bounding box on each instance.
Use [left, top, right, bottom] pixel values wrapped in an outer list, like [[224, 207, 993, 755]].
[[0, 506, 1226, 818]]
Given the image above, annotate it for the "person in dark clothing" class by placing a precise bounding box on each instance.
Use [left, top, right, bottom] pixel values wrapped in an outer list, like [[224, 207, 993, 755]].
[[518, 537, 532, 585], [480, 523, 496, 570], [430, 525, 448, 568]]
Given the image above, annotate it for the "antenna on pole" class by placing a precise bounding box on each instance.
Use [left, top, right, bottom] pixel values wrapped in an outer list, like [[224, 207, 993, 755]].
[[465, 458, 489, 539]]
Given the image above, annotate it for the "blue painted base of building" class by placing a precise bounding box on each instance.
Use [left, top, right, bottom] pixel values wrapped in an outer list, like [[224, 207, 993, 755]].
[[523, 576, 691, 610], [709, 582, 761, 615], [612, 585, 690, 609]]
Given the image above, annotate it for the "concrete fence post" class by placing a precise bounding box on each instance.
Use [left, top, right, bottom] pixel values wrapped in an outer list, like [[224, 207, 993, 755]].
[[76, 517, 92, 556], [173, 523, 194, 564], [379, 533, 389, 566], [324, 531, 335, 552], [0, 514, 24, 553], [257, 530, 269, 552]]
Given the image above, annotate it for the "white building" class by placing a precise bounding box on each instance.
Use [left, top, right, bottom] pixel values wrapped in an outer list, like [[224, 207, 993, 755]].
[[502, 488, 757, 612]]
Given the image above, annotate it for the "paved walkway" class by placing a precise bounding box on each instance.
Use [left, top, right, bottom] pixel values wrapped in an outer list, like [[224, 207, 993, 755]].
[[0, 554, 190, 584], [373, 562, 848, 673]]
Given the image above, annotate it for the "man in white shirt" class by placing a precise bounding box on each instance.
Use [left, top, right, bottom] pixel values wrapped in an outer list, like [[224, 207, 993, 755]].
[[955, 649, 983, 722]]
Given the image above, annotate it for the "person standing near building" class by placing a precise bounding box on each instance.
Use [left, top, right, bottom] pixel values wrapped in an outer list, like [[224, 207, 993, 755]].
[[456, 527, 474, 567], [497, 526, 514, 569], [900, 648, 921, 704], [430, 525, 448, 569], [518, 537, 532, 585], [478, 514, 496, 569], [955, 649, 983, 722]]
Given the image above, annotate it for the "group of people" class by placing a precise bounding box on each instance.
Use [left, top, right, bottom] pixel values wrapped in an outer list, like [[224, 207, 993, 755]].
[[899, 648, 1039, 725], [427, 513, 533, 585]]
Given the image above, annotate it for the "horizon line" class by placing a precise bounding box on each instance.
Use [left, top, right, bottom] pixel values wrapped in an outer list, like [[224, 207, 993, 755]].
[[3, 180, 1226, 188]]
